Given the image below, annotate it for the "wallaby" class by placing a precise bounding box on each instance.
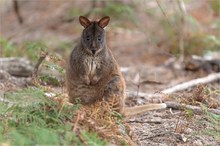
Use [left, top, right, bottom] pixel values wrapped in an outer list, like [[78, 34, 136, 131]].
[[66, 16, 166, 116]]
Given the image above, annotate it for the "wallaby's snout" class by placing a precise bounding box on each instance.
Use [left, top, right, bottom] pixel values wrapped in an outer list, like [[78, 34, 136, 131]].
[[91, 41, 97, 55], [91, 47, 97, 55]]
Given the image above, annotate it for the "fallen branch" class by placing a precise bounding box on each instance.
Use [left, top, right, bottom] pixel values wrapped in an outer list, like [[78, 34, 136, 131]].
[[162, 72, 220, 94], [0, 57, 33, 77], [13, 0, 23, 24], [127, 119, 163, 124], [127, 73, 220, 115], [127, 72, 220, 98], [140, 131, 170, 140], [166, 101, 220, 115]]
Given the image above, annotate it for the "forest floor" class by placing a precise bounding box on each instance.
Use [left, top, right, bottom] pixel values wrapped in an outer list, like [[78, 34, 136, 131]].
[[0, 1, 220, 145]]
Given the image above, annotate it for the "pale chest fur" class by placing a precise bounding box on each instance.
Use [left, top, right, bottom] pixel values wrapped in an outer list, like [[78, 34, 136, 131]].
[[84, 57, 100, 77]]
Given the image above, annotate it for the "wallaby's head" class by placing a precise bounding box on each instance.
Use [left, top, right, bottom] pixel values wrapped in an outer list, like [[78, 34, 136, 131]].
[[79, 16, 110, 56]]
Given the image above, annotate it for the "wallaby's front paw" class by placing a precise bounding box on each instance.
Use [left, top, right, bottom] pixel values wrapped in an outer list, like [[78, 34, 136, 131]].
[[81, 76, 90, 85], [90, 76, 100, 85], [81, 96, 96, 104]]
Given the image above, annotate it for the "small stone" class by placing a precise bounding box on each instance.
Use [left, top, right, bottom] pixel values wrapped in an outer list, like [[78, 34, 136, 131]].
[[193, 140, 203, 146], [181, 134, 187, 142], [185, 128, 193, 134]]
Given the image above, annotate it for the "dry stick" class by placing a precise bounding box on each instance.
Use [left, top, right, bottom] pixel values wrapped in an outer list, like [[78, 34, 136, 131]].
[[13, 0, 23, 24], [155, 0, 186, 63], [32, 51, 48, 85], [73, 113, 80, 132], [127, 72, 220, 97], [166, 102, 220, 115], [162, 72, 220, 94], [140, 131, 171, 140], [127, 119, 162, 124], [155, 0, 173, 28], [177, 0, 187, 63], [127, 73, 220, 115]]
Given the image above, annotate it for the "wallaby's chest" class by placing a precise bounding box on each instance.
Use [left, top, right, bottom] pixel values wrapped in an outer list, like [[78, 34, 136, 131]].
[[84, 57, 100, 77]]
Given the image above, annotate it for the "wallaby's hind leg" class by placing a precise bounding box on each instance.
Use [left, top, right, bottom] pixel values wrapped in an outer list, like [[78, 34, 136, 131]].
[[103, 75, 125, 113], [102, 75, 167, 116]]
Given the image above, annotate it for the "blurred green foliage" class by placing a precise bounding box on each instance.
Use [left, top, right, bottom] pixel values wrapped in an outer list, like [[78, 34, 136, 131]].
[[0, 37, 16, 57], [97, 1, 136, 22], [153, 3, 220, 57], [0, 38, 47, 61], [209, 0, 220, 14], [67, 1, 137, 26], [23, 41, 47, 61], [68, 8, 83, 17]]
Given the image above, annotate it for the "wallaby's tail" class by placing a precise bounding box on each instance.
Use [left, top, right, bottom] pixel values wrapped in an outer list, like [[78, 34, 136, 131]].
[[123, 103, 167, 116]]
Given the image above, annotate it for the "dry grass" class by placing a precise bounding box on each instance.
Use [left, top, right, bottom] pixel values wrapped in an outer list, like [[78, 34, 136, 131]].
[[181, 85, 220, 108], [51, 93, 135, 145]]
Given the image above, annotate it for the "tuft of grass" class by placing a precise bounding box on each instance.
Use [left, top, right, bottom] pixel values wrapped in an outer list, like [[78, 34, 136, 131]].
[[23, 41, 47, 61], [4, 87, 45, 105], [39, 75, 61, 86], [180, 85, 220, 109], [81, 131, 107, 146], [44, 62, 65, 74], [0, 87, 107, 145], [201, 111, 220, 142], [39, 53, 65, 86]]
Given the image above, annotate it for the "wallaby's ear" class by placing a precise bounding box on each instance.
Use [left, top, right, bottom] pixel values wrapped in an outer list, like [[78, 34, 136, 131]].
[[98, 16, 110, 28], [79, 16, 91, 28]]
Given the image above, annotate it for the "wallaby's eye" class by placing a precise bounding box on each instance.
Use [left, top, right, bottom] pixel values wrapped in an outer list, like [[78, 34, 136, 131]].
[[86, 35, 90, 41], [97, 35, 101, 42]]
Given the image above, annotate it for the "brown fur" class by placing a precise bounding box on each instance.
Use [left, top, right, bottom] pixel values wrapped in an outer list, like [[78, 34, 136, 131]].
[[66, 16, 166, 116]]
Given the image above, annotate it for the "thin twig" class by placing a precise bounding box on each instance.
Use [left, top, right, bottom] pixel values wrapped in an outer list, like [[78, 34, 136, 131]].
[[73, 113, 80, 132], [127, 119, 163, 124], [155, 0, 173, 28], [13, 0, 23, 24], [177, 0, 187, 63], [166, 101, 220, 115], [140, 131, 170, 140], [32, 50, 48, 85]]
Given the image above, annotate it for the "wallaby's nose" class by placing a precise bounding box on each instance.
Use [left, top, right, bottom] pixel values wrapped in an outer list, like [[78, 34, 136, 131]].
[[91, 48, 96, 55], [91, 41, 97, 55]]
